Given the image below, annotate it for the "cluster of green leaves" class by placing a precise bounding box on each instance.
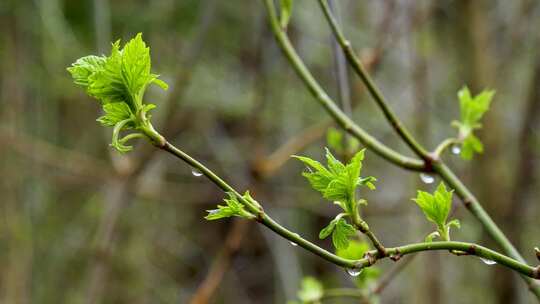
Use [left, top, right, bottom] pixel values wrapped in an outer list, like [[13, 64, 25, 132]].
[[67, 33, 168, 152], [294, 149, 376, 250], [205, 192, 258, 221], [412, 182, 460, 242], [451, 87, 494, 159], [326, 127, 360, 156]]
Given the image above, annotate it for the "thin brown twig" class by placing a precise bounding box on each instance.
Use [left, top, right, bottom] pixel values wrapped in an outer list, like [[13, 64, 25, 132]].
[[189, 220, 249, 304]]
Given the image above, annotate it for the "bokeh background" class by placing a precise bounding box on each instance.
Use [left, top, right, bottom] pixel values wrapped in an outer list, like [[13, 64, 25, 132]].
[[1, 0, 540, 303]]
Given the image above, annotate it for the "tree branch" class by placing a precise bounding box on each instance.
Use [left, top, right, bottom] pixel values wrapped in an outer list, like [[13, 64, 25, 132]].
[[317, 0, 430, 160], [154, 134, 540, 280], [265, 0, 540, 296], [262, 0, 425, 172]]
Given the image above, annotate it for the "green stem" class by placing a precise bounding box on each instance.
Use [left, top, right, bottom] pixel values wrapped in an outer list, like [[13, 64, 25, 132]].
[[262, 0, 425, 172], [156, 136, 540, 280], [119, 132, 145, 144], [433, 137, 459, 158], [311, 0, 540, 296], [263, 0, 540, 296], [159, 140, 356, 268], [352, 214, 386, 256], [317, 0, 429, 160]]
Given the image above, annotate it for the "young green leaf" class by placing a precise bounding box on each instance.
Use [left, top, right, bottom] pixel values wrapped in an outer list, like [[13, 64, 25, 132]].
[[451, 86, 494, 160], [68, 33, 169, 153], [68, 55, 106, 88], [205, 192, 255, 221], [97, 103, 134, 127], [279, 0, 293, 29], [412, 182, 460, 241], [319, 217, 339, 240], [461, 133, 483, 160], [293, 149, 375, 215], [297, 277, 323, 303], [332, 218, 356, 250], [335, 240, 369, 260], [413, 182, 452, 228]]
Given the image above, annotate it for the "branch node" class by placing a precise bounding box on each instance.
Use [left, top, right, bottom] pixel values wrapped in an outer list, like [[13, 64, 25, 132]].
[[389, 249, 402, 262], [363, 251, 377, 266], [533, 266, 540, 280], [467, 244, 478, 255], [463, 197, 473, 208]]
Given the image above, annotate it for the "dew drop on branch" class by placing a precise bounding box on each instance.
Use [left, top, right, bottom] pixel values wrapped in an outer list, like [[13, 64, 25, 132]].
[[480, 258, 496, 265], [191, 169, 203, 177], [451, 145, 461, 155], [420, 173, 435, 184], [346, 268, 363, 277]]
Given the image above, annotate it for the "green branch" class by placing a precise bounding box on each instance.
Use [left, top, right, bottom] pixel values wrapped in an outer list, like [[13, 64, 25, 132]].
[[262, 0, 425, 172], [265, 0, 540, 296], [433, 137, 459, 158], [156, 139, 356, 268], [317, 0, 429, 160], [149, 128, 540, 280]]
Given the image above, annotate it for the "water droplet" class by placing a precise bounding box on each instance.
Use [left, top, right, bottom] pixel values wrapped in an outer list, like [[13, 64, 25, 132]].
[[305, 166, 313, 173], [451, 145, 461, 155], [208, 209, 219, 215], [420, 173, 435, 184], [480, 258, 496, 265], [346, 268, 363, 277], [191, 169, 203, 177]]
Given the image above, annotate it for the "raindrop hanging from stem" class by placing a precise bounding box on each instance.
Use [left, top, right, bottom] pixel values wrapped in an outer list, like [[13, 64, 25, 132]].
[[420, 173, 435, 184], [346, 268, 363, 277], [480, 258, 496, 265], [451, 145, 461, 155]]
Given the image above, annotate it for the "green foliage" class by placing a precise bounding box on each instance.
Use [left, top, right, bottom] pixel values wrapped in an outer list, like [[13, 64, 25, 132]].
[[295, 149, 375, 250], [335, 239, 369, 259], [279, 0, 293, 29], [67, 33, 168, 152], [413, 182, 460, 241], [319, 216, 356, 250], [451, 86, 494, 160], [205, 192, 256, 221], [326, 127, 359, 155], [293, 149, 375, 214], [297, 277, 323, 303]]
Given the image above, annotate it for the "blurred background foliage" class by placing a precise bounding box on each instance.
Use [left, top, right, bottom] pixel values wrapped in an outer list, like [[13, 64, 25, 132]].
[[1, 0, 540, 303]]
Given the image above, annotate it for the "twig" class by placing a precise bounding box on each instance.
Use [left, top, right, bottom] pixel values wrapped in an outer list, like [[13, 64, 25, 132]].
[[155, 136, 540, 280], [265, 0, 540, 296], [317, 0, 430, 160], [189, 220, 249, 304], [262, 0, 425, 171]]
